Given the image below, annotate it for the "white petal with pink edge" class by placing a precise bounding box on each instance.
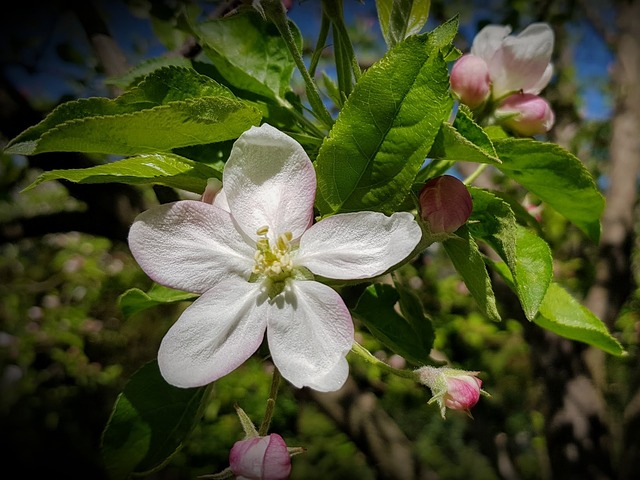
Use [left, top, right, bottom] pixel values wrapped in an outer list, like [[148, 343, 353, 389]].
[[224, 124, 316, 243], [267, 280, 353, 392], [128, 200, 254, 294], [157, 278, 268, 388], [295, 211, 421, 280]]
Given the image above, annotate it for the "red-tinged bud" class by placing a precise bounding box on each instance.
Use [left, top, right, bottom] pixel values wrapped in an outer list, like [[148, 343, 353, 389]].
[[416, 365, 488, 418], [229, 433, 292, 480], [419, 175, 473, 235], [495, 93, 555, 136], [450, 54, 491, 109]]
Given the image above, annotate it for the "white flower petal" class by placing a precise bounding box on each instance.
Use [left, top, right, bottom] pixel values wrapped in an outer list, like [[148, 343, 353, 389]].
[[526, 62, 554, 94], [267, 281, 353, 392], [128, 200, 254, 293], [296, 211, 421, 280], [489, 23, 554, 98], [224, 124, 316, 242], [470, 24, 512, 62], [212, 187, 230, 212], [158, 278, 268, 388]]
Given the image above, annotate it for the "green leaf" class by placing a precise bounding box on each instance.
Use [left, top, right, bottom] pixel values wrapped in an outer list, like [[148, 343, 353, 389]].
[[315, 32, 454, 215], [101, 361, 210, 480], [443, 225, 501, 322], [468, 188, 552, 319], [352, 283, 433, 365], [428, 107, 500, 164], [494, 138, 604, 242], [106, 56, 193, 89], [376, 0, 431, 48], [194, 11, 302, 101], [489, 264, 623, 355], [119, 284, 199, 319], [394, 279, 435, 352], [23, 153, 220, 194], [510, 226, 552, 320], [534, 283, 625, 356], [5, 66, 261, 156], [467, 187, 517, 281]]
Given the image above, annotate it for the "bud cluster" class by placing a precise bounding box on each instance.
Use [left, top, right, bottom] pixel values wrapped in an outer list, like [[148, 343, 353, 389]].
[[450, 23, 556, 136]]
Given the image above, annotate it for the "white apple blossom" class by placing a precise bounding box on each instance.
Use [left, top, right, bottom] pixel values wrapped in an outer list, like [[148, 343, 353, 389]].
[[128, 124, 421, 392], [470, 23, 555, 100]]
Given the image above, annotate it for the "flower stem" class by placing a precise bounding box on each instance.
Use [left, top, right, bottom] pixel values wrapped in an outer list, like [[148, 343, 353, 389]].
[[463, 163, 488, 185], [258, 366, 281, 436], [350, 342, 419, 381]]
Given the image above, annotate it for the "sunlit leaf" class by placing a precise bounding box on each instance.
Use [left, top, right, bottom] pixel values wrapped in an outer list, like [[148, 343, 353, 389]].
[[468, 188, 552, 319], [428, 107, 500, 164], [5, 66, 261, 156], [491, 263, 624, 356], [118, 284, 199, 319], [495, 138, 604, 243], [194, 11, 302, 101], [23, 153, 220, 194], [315, 26, 454, 215], [376, 0, 431, 47]]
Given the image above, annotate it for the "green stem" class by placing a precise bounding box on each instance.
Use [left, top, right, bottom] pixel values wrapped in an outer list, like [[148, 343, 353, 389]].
[[350, 342, 419, 380], [263, 0, 334, 129], [463, 163, 488, 185], [258, 367, 281, 436]]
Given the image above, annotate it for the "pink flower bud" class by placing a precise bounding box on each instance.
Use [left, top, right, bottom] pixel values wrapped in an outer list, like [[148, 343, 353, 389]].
[[416, 366, 486, 418], [229, 434, 291, 480], [495, 93, 555, 136], [419, 175, 473, 235], [450, 54, 491, 109], [443, 375, 482, 411]]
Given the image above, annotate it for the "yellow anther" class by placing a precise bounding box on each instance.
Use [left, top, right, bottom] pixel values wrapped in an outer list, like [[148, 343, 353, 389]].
[[252, 228, 294, 281]]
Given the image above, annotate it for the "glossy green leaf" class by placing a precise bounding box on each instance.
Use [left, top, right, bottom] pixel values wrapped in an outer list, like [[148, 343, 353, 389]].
[[5, 66, 261, 156], [428, 107, 500, 164], [101, 361, 210, 480], [510, 226, 553, 320], [467, 187, 517, 281], [352, 283, 433, 365], [535, 283, 625, 356], [194, 11, 302, 101], [443, 225, 501, 322], [468, 188, 552, 320], [489, 263, 622, 355], [119, 284, 199, 319], [315, 30, 454, 215], [376, 0, 431, 47], [494, 138, 604, 243], [23, 153, 220, 194]]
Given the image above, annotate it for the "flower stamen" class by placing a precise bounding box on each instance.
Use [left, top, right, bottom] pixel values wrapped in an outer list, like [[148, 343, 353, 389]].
[[253, 226, 294, 282]]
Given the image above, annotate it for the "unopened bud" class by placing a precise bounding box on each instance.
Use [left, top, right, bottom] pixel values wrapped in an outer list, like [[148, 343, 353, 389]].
[[450, 54, 491, 109], [229, 433, 292, 480], [416, 365, 487, 418], [419, 175, 472, 235], [495, 93, 555, 136]]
